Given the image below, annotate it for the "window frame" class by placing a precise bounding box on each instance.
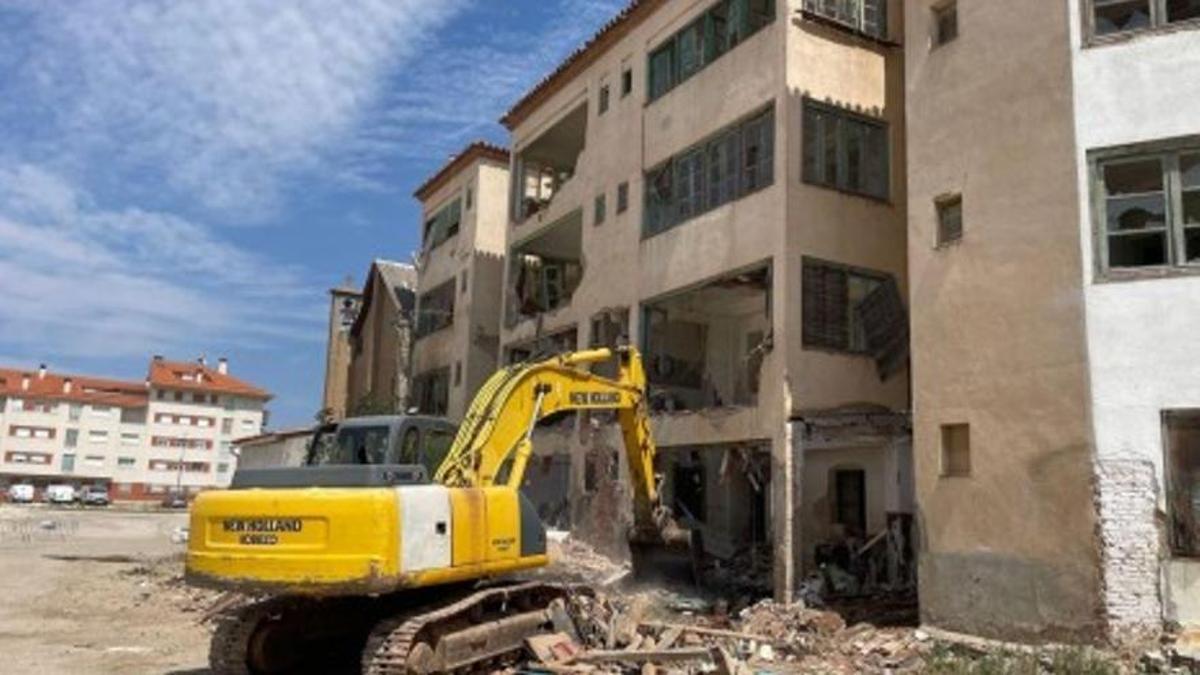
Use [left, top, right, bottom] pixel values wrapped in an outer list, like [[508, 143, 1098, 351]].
[[1085, 0, 1200, 44], [617, 181, 630, 214], [1164, 409, 1200, 557], [1090, 136, 1200, 281], [802, 99, 890, 201], [801, 256, 895, 356], [932, 1, 958, 47], [935, 193, 964, 247], [940, 423, 971, 478]]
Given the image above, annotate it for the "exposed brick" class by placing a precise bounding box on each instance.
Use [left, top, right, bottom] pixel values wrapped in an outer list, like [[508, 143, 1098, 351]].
[[1094, 459, 1163, 642]]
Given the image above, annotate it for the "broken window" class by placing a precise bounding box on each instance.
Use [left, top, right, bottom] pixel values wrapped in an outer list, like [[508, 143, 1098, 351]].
[[803, 101, 889, 200], [802, 258, 908, 379], [410, 369, 449, 417], [509, 211, 583, 322], [941, 424, 971, 477], [644, 106, 775, 238], [422, 198, 462, 251], [936, 194, 964, 246], [1090, 0, 1200, 37], [643, 266, 771, 411], [647, 0, 776, 103], [802, 0, 888, 40], [415, 279, 455, 338], [1167, 411, 1200, 556], [1095, 145, 1200, 272]]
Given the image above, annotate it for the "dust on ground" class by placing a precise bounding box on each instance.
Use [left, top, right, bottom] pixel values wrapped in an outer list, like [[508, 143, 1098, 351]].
[[0, 503, 210, 674]]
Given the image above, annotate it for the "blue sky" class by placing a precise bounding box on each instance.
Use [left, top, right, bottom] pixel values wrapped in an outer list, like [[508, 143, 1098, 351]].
[[0, 0, 624, 427]]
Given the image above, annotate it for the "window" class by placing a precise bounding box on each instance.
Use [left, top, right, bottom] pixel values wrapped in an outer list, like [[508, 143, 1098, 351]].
[[1095, 146, 1200, 272], [156, 390, 165, 401], [833, 468, 867, 536], [803, 101, 889, 199], [174, 391, 183, 402], [1166, 411, 1200, 556], [241, 418, 256, 430], [621, 67, 633, 97], [416, 279, 456, 337], [802, 257, 909, 377], [598, 83, 610, 115], [802, 0, 888, 39], [217, 462, 230, 474], [65, 429, 79, 448], [411, 369, 450, 417], [460, 270, 469, 295], [933, 2, 958, 45], [221, 418, 233, 434], [647, 0, 776, 103], [594, 192, 607, 226], [1090, 0, 1200, 37], [423, 198, 462, 251], [61, 453, 75, 472], [89, 430, 109, 443], [941, 424, 971, 477], [617, 182, 629, 214], [84, 455, 105, 467], [120, 432, 139, 446], [117, 457, 136, 469], [644, 106, 775, 237], [423, 429, 455, 477], [936, 194, 964, 246], [69, 403, 81, 421], [454, 361, 463, 387]]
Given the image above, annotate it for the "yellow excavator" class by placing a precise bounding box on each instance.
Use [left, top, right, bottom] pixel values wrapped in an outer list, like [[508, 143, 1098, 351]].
[[186, 347, 696, 674]]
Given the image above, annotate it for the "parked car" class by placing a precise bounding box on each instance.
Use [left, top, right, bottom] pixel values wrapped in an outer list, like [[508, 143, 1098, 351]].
[[78, 485, 110, 507], [6, 483, 35, 504], [44, 484, 76, 505], [160, 490, 188, 509]]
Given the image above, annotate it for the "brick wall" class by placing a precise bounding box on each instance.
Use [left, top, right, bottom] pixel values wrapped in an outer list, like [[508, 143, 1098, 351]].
[[1095, 459, 1163, 641]]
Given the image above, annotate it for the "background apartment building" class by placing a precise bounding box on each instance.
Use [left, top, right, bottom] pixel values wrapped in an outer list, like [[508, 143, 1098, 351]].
[[0, 357, 268, 499], [410, 142, 510, 420], [498, 0, 911, 600], [907, 0, 1200, 642]]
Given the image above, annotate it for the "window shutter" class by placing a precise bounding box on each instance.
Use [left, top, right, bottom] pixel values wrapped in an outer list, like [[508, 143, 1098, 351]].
[[803, 262, 849, 350], [855, 276, 909, 380]]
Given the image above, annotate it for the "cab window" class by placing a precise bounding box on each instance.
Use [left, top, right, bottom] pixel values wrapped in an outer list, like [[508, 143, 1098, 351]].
[[423, 428, 455, 476], [398, 427, 421, 464]]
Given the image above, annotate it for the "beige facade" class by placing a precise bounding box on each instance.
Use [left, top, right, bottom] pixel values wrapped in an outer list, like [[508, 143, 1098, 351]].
[[345, 260, 417, 415], [905, 0, 1104, 643], [410, 143, 510, 421], [499, 0, 911, 600], [321, 281, 362, 420]]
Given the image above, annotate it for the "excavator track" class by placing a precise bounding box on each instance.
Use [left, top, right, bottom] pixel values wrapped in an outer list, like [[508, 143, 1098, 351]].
[[362, 582, 576, 674]]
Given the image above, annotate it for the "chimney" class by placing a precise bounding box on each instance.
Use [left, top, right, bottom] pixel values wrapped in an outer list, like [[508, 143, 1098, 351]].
[[63, 378, 73, 394], [21, 373, 30, 391], [38, 364, 46, 380], [217, 357, 228, 375], [153, 355, 163, 362]]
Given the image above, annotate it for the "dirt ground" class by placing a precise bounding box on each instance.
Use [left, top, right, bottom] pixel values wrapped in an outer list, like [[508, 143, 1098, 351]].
[[0, 503, 208, 674]]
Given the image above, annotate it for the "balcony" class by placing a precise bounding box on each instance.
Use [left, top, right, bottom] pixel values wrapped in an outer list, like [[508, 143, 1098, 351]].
[[514, 102, 587, 229], [506, 209, 583, 328]]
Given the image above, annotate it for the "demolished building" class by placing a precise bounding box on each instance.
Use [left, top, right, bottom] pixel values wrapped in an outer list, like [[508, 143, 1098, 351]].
[[496, 0, 912, 602]]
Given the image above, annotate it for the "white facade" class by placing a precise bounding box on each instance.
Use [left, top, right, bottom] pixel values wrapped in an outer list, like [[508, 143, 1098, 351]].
[[0, 361, 268, 498], [1068, 5, 1200, 631]]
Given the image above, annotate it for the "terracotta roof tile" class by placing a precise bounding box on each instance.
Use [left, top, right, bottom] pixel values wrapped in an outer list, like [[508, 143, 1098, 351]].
[[0, 367, 148, 409], [413, 141, 509, 202], [147, 359, 272, 400], [501, 0, 664, 130]]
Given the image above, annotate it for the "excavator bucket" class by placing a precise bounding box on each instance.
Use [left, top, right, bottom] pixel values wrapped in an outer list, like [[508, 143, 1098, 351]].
[[629, 523, 704, 586]]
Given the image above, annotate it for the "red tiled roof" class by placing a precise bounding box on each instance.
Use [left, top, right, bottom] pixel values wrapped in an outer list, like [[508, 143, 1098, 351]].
[[147, 359, 272, 400], [0, 368, 148, 409], [413, 141, 510, 202], [501, 0, 665, 130]]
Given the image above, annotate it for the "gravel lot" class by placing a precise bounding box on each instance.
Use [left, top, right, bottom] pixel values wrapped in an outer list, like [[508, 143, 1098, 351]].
[[0, 504, 208, 674]]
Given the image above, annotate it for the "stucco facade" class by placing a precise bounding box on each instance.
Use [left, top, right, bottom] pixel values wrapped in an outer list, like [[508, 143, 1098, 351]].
[[411, 144, 510, 421], [500, 0, 911, 600]]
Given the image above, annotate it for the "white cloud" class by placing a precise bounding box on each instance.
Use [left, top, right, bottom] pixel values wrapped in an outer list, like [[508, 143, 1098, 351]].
[[0, 164, 322, 359], [2, 0, 468, 217]]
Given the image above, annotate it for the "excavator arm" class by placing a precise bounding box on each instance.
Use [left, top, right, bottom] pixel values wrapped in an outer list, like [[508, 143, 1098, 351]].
[[435, 347, 665, 539]]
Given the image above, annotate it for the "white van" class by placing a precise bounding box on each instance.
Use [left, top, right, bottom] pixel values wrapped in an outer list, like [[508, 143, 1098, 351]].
[[44, 484, 76, 505], [7, 484, 34, 503]]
